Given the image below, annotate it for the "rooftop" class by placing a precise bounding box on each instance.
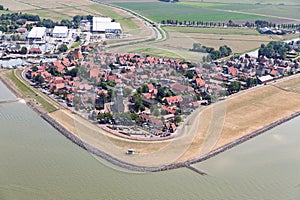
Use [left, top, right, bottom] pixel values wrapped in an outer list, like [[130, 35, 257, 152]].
[[27, 27, 46, 39]]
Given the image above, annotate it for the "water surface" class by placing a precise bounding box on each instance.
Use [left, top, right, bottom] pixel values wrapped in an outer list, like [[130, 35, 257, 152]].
[[0, 80, 300, 200]]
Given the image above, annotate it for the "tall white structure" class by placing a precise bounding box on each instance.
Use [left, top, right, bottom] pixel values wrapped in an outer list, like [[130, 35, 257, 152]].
[[27, 27, 46, 41], [52, 26, 68, 38], [112, 82, 124, 113]]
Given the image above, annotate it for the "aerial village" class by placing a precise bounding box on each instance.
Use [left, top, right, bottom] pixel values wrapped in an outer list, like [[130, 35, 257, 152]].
[[25, 37, 300, 139], [1, 12, 300, 139]]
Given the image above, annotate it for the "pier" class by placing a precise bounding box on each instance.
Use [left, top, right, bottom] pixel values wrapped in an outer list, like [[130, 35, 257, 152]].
[[185, 164, 208, 176], [0, 98, 21, 105]]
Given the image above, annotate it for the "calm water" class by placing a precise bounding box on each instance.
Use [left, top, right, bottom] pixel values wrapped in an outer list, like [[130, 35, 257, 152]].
[[1, 80, 300, 200]]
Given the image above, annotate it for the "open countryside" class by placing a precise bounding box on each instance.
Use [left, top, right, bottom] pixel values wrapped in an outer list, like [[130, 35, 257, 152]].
[[113, 1, 300, 23]]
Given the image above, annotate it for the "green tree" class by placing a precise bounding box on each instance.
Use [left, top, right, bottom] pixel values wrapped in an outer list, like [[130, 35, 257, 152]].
[[141, 84, 149, 93], [123, 88, 132, 97], [174, 115, 182, 125], [33, 74, 44, 84], [58, 44, 68, 53], [20, 46, 27, 55]]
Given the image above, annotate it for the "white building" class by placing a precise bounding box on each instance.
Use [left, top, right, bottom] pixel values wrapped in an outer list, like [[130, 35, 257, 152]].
[[27, 27, 46, 41], [92, 17, 122, 34], [52, 26, 69, 38]]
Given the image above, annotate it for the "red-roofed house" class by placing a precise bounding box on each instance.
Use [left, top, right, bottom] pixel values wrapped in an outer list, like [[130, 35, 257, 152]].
[[195, 77, 206, 87], [29, 48, 42, 54], [164, 96, 183, 105], [228, 66, 238, 76], [270, 69, 279, 77]]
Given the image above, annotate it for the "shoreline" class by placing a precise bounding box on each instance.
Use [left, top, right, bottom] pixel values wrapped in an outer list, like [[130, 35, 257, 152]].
[[1, 71, 300, 172], [42, 109, 300, 172]]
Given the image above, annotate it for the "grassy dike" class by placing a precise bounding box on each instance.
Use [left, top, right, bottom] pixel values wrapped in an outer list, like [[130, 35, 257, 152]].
[[0, 69, 57, 113]]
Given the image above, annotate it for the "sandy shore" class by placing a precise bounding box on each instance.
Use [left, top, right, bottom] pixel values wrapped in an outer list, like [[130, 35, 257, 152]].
[[2, 69, 300, 170]]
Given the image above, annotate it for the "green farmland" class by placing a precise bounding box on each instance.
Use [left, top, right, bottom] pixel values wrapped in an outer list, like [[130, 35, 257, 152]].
[[113, 2, 271, 23], [194, 0, 300, 5], [179, 2, 300, 21], [113, 1, 300, 23]]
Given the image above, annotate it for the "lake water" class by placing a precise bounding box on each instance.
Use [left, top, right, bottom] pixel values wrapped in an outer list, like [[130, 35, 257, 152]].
[[0, 80, 300, 200]]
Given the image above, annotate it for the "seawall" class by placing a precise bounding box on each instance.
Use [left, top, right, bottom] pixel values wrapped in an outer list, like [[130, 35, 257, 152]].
[[41, 110, 300, 172]]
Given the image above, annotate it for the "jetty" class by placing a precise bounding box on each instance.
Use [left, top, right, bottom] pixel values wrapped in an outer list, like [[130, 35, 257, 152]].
[[0, 98, 20, 105], [185, 164, 208, 176]]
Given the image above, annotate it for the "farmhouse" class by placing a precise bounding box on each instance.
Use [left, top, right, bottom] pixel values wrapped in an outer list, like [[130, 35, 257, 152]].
[[92, 17, 122, 34], [52, 26, 68, 38], [27, 27, 46, 41]]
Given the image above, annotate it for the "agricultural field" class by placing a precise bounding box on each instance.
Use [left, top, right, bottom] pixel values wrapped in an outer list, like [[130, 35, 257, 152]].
[[166, 27, 261, 35], [193, 0, 300, 5], [0, 0, 152, 39], [113, 2, 271, 23], [164, 27, 277, 54], [179, 2, 300, 22]]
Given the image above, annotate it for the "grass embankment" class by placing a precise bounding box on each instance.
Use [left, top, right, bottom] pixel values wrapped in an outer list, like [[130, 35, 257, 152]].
[[0, 69, 57, 113]]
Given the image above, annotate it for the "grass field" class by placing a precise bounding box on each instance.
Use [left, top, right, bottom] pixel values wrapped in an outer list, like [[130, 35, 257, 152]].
[[166, 27, 260, 35], [179, 2, 300, 21], [0, 0, 138, 30], [127, 47, 184, 58], [113, 2, 271, 23], [0, 70, 57, 113], [190, 0, 300, 5], [161, 27, 273, 54]]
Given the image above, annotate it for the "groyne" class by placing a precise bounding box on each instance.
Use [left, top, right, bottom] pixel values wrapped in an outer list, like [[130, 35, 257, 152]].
[[0, 99, 19, 104]]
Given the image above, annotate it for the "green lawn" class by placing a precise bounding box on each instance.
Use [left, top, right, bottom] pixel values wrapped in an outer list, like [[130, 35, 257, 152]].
[[166, 26, 260, 35], [0, 9, 11, 14], [23, 8, 70, 21], [128, 47, 185, 59], [4, 70, 57, 113], [113, 2, 271, 23], [71, 40, 82, 49]]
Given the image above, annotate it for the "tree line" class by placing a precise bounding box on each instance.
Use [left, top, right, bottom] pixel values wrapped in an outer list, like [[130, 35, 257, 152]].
[[190, 43, 232, 60], [161, 19, 300, 30]]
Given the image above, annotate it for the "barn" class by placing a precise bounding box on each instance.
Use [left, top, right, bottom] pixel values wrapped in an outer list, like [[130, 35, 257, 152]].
[[52, 26, 69, 38], [27, 27, 46, 41], [92, 17, 122, 34]]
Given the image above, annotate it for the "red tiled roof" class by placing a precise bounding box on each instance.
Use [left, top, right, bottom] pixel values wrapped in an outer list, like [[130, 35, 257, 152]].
[[165, 96, 183, 104], [162, 105, 176, 114], [195, 77, 205, 87], [270, 69, 278, 76], [228, 66, 238, 76]]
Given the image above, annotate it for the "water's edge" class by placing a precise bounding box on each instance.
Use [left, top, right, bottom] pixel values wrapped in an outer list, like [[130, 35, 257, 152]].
[[1, 77, 300, 172], [42, 110, 300, 172]]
